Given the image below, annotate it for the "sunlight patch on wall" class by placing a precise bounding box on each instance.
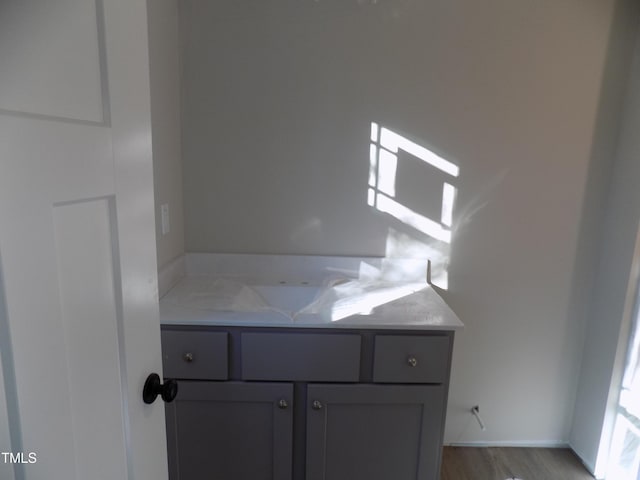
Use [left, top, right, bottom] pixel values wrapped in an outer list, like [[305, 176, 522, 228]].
[[329, 282, 427, 321], [374, 193, 452, 243], [368, 122, 459, 289], [377, 125, 459, 177]]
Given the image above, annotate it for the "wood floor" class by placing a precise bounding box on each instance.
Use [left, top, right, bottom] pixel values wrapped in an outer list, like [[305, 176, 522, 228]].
[[440, 447, 595, 480]]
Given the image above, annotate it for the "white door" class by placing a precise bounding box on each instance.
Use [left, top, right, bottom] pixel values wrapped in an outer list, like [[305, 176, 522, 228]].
[[0, 1, 168, 479]]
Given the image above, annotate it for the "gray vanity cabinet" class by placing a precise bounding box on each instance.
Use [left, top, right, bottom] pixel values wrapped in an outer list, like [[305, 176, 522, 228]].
[[161, 327, 454, 480], [165, 381, 293, 480], [306, 384, 445, 480]]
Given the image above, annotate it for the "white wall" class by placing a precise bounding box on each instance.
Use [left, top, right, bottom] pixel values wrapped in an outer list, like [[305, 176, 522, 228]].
[[571, 20, 640, 476], [179, 0, 634, 444], [148, 0, 184, 271]]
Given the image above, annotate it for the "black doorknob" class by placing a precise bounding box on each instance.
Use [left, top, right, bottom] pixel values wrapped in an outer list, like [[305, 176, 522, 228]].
[[143, 373, 178, 404]]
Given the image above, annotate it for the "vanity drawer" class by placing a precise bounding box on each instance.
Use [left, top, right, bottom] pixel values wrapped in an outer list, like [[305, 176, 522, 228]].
[[373, 335, 450, 384], [162, 330, 228, 380], [241, 332, 361, 381]]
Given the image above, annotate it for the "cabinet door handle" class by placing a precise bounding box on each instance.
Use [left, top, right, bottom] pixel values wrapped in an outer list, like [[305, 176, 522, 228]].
[[312, 400, 323, 410], [183, 352, 194, 363], [278, 399, 289, 409], [407, 355, 418, 367]]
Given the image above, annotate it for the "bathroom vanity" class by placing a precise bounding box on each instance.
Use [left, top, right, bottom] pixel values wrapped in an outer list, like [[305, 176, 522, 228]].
[[159, 254, 463, 480]]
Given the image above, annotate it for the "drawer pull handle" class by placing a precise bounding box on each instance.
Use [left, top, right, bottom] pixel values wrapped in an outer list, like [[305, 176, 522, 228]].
[[407, 355, 418, 367], [312, 400, 323, 410], [183, 352, 194, 363], [278, 399, 289, 409]]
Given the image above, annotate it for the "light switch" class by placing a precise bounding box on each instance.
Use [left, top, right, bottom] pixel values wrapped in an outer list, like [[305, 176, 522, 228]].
[[161, 203, 170, 235]]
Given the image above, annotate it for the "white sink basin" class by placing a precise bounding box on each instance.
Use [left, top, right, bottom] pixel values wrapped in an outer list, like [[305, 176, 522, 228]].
[[251, 285, 322, 314]]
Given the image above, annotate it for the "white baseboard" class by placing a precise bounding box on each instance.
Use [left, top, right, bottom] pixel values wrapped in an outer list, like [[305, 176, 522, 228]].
[[446, 440, 570, 448], [158, 254, 186, 298]]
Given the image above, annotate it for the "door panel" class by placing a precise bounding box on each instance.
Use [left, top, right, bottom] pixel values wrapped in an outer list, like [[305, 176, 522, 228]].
[[0, 0, 106, 123], [52, 198, 127, 479], [0, 253, 16, 480], [0, 346, 14, 480], [0, 0, 166, 479]]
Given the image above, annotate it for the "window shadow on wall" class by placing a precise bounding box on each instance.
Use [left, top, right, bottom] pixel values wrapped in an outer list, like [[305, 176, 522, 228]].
[[367, 122, 459, 290]]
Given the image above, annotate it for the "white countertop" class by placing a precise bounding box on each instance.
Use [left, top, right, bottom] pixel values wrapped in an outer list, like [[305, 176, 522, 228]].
[[159, 275, 463, 331]]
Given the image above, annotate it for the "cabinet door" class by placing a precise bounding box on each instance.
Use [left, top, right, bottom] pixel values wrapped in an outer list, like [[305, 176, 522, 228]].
[[306, 384, 445, 480], [166, 381, 293, 480]]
